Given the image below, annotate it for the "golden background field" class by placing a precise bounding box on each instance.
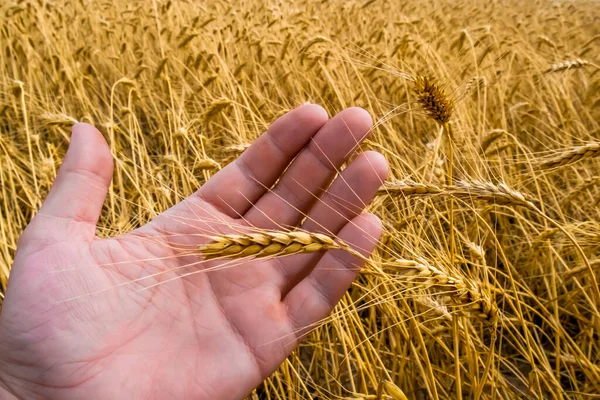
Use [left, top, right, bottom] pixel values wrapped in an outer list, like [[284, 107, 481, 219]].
[[1, 0, 599, 398]]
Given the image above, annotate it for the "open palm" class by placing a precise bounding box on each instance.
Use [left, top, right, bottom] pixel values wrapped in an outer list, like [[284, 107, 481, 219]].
[[0, 105, 387, 400]]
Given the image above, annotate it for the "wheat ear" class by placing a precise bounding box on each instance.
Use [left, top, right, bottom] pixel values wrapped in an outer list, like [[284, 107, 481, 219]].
[[198, 230, 352, 260], [480, 129, 506, 153], [544, 58, 589, 74], [413, 75, 454, 125], [39, 113, 79, 127], [539, 142, 600, 169], [377, 179, 536, 209], [388, 259, 498, 321]]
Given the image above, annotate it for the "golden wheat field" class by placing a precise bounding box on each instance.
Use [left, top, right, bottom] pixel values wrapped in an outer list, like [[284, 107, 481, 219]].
[[1, 0, 600, 398]]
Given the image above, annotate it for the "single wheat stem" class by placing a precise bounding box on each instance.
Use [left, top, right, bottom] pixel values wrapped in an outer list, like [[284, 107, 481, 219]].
[[443, 123, 457, 280], [539, 142, 600, 169], [198, 230, 356, 260], [108, 78, 134, 226], [15, 81, 40, 204], [442, 121, 462, 399], [453, 315, 462, 400]]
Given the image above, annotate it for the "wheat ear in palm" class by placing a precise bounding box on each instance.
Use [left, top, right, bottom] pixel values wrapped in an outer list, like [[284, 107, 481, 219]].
[[198, 230, 348, 260]]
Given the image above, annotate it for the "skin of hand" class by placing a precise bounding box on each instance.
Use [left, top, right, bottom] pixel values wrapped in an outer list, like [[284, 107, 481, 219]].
[[0, 105, 388, 400]]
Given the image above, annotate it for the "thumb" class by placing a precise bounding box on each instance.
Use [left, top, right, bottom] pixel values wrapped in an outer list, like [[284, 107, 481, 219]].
[[31, 122, 114, 240]]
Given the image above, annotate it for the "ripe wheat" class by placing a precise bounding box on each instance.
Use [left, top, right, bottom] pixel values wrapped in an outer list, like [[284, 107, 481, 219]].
[[198, 230, 348, 260], [377, 179, 536, 209], [539, 142, 600, 169]]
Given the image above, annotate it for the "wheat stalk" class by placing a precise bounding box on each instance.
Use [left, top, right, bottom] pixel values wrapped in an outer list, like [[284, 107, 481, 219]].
[[539, 142, 600, 169], [198, 230, 351, 260]]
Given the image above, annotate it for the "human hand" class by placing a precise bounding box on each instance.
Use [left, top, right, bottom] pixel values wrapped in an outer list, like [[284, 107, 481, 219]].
[[0, 105, 387, 399]]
